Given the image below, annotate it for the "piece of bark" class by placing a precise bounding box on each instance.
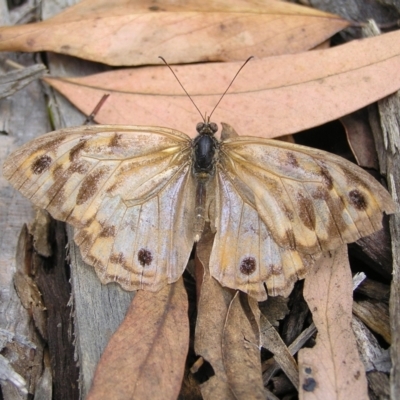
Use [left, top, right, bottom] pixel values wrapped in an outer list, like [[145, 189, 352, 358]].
[[355, 278, 390, 302], [367, 371, 390, 400], [349, 220, 393, 280], [67, 226, 134, 397], [0, 63, 46, 99], [353, 300, 391, 344], [33, 219, 79, 399], [365, 20, 400, 400], [0, 2, 53, 398], [280, 282, 309, 346], [351, 315, 391, 374]]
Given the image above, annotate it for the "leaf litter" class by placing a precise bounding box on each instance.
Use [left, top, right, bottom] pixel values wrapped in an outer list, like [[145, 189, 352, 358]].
[[1, 1, 398, 399]]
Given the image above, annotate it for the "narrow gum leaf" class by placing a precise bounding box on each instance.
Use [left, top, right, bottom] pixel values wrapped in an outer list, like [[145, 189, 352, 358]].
[[298, 247, 369, 399], [43, 30, 400, 138]]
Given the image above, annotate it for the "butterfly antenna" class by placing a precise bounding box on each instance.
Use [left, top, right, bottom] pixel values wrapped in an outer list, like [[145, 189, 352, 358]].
[[208, 56, 253, 120], [159, 56, 205, 122]]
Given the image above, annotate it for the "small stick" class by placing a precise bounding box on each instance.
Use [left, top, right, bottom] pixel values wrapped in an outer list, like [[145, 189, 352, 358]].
[[84, 94, 110, 125]]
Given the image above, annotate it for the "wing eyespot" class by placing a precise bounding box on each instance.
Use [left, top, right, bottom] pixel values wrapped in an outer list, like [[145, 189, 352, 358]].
[[240, 257, 256, 275], [138, 248, 153, 267]]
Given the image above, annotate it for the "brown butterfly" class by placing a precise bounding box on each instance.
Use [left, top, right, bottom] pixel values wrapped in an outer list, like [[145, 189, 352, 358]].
[[3, 118, 396, 300]]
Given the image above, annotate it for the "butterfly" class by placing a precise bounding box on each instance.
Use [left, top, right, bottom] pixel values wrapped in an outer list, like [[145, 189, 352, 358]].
[[2, 119, 396, 301]]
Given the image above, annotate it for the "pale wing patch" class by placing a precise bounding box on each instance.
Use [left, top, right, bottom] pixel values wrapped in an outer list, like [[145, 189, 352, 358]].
[[220, 137, 397, 254], [210, 170, 314, 301], [3, 125, 195, 291]]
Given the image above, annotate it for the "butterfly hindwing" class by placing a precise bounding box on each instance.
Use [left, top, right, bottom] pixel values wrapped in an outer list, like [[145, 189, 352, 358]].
[[3, 125, 196, 291], [210, 169, 315, 301]]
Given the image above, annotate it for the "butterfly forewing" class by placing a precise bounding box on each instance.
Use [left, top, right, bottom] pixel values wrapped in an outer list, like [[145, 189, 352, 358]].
[[3, 125, 196, 291]]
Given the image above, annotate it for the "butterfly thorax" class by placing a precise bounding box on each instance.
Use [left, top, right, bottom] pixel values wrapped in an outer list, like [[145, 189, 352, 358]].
[[192, 121, 219, 183]]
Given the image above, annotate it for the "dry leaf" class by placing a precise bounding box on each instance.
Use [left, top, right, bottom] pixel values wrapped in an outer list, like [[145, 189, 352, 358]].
[[260, 314, 299, 388], [43, 29, 400, 138], [298, 247, 368, 400], [0, 0, 349, 66], [195, 225, 236, 400], [341, 110, 379, 169], [222, 292, 265, 399], [87, 278, 189, 399]]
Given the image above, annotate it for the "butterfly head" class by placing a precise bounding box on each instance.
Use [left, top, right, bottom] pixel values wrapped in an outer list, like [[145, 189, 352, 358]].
[[196, 120, 218, 137]]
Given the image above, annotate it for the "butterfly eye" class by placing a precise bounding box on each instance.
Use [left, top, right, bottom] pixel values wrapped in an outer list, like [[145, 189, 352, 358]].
[[209, 122, 218, 133], [196, 122, 205, 133]]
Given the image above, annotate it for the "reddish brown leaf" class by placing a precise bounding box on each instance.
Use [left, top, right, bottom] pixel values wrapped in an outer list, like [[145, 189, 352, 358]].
[[43, 29, 400, 138], [298, 247, 368, 399], [0, 0, 349, 66], [87, 278, 189, 400]]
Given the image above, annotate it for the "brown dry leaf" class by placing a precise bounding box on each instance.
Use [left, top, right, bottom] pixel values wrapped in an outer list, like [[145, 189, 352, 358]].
[[260, 315, 299, 388], [195, 225, 236, 400], [222, 292, 265, 399], [43, 29, 400, 138], [87, 278, 189, 400], [298, 247, 368, 400], [0, 0, 349, 66], [341, 110, 379, 169]]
